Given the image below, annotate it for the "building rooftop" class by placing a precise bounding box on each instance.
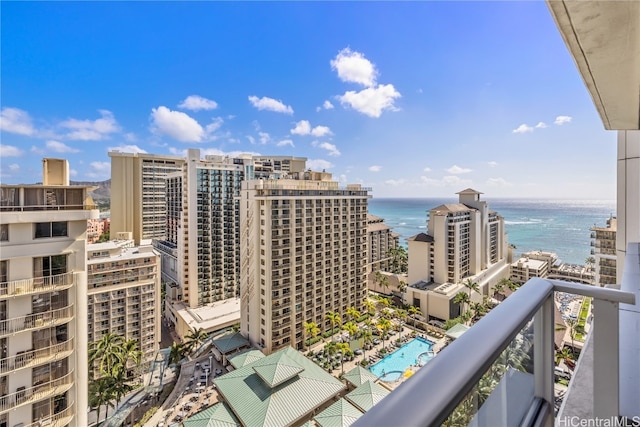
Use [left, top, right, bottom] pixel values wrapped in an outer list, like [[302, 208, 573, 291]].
[[344, 380, 389, 412], [342, 366, 379, 388], [511, 257, 547, 270], [313, 398, 363, 427], [172, 299, 241, 334], [407, 233, 433, 243], [183, 402, 240, 427], [429, 203, 475, 214], [213, 346, 346, 427], [228, 349, 265, 369]]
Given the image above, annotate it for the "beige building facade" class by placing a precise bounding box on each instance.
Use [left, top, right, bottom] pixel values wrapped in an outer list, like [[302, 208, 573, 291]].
[[86, 239, 161, 373], [406, 189, 510, 322], [590, 216, 617, 286], [0, 159, 97, 427], [239, 172, 370, 354], [366, 214, 399, 274]]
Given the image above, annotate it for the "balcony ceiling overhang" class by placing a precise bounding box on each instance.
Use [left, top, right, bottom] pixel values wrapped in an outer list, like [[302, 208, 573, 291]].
[[547, 0, 640, 130]]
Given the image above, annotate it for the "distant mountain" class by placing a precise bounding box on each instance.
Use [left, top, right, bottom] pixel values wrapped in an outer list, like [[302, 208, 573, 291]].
[[71, 179, 111, 202]]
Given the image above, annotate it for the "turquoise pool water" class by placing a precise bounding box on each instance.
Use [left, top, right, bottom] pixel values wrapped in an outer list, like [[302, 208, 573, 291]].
[[369, 337, 435, 382]]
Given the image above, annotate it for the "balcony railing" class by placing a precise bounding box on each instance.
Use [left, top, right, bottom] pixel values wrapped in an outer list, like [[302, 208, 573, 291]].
[[354, 275, 635, 427], [0, 370, 75, 414], [23, 400, 75, 427], [0, 305, 75, 338], [0, 272, 76, 300], [0, 338, 74, 375]]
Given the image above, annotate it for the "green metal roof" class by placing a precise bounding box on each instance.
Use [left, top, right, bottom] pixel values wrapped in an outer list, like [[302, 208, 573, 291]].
[[344, 380, 389, 412], [313, 399, 363, 427], [182, 402, 240, 427], [212, 331, 250, 354], [445, 323, 470, 340], [342, 366, 378, 388], [228, 349, 265, 369], [214, 346, 346, 427]]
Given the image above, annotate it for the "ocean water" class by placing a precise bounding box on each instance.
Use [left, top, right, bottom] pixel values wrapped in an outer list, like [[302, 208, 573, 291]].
[[368, 198, 616, 266]]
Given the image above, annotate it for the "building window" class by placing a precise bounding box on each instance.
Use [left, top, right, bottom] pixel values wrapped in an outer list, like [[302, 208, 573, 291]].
[[0, 224, 8, 241], [34, 255, 68, 277], [0, 260, 7, 283], [35, 222, 68, 239]]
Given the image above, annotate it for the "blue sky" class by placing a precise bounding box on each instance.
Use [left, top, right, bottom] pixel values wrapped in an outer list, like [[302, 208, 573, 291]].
[[0, 1, 616, 199]]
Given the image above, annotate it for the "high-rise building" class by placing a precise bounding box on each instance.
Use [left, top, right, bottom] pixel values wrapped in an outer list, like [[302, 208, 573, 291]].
[[239, 171, 370, 354], [86, 238, 161, 375], [366, 214, 399, 273], [0, 159, 97, 427], [109, 151, 185, 244], [405, 189, 509, 322], [157, 149, 307, 340], [590, 216, 617, 286]]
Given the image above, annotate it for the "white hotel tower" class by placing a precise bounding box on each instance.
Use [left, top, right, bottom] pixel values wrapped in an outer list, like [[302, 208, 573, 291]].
[[0, 159, 97, 427]]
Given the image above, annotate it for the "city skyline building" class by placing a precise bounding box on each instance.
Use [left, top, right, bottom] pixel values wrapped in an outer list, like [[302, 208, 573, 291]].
[[239, 171, 370, 354], [156, 149, 307, 340], [405, 189, 510, 322], [590, 216, 617, 286], [366, 214, 399, 274], [0, 158, 97, 427], [86, 237, 161, 375]]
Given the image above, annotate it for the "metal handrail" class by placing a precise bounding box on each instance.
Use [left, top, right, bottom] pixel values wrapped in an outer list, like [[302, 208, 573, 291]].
[[353, 278, 634, 427], [23, 400, 75, 427], [0, 338, 74, 374], [0, 272, 76, 299]]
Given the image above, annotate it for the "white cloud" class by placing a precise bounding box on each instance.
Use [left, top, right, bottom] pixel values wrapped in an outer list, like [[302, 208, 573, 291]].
[[108, 144, 147, 154], [512, 124, 534, 134], [277, 139, 294, 147], [330, 48, 378, 87], [446, 165, 472, 174], [0, 144, 24, 157], [0, 107, 35, 135], [323, 100, 334, 110], [311, 125, 332, 137], [385, 179, 406, 186], [291, 120, 311, 135], [487, 161, 498, 168], [535, 121, 547, 129], [8, 164, 19, 171], [337, 84, 401, 118], [247, 136, 256, 145], [124, 132, 138, 142], [423, 166, 432, 172], [420, 175, 472, 188], [150, 106, 204, 142], [85, 161, 111, 179], [486, 177, 513, 187], [205, 117, 224, 136], [554, 115, 572, 125], [369, 165, 382, 172], [46, 140, 80, 153], [178, 95, 218, 111], [69, 169, 78, 177], [30, 145, 45, 155], [248, 96, 293, 114], [61, 110, 120, 140], [307, 159, 333, 170], [338, 174, 347, 183], [258, 132, 270, 145], [312, 141, 340, 157]]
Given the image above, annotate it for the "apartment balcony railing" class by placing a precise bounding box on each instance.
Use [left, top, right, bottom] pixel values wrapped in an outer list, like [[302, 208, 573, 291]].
[[23, 400, 75, 427], [0, 338, 74, 375], [0, 370, 75, 414], [0, 272, 76, 300], [354, 266, 636, 426], [0, 305, 75, 338]]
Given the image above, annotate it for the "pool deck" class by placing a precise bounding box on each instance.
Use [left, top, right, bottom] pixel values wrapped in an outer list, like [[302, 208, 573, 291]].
[[307, 325, 449, 390]]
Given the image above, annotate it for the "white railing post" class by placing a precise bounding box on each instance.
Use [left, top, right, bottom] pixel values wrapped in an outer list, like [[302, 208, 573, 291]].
[[533, 293, 555, 426], [592, 297, 620, 418]]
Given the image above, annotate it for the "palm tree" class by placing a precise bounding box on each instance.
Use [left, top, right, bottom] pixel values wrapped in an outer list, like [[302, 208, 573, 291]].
[[453, 291, 471, 319], [346, 306, 360, 323], [336, 342, 353, 375], [376, 297, 390, 313], [185, 327, 209, 354], [376, 317, 392, 350], [493, 280, 506, 301], [397, 280, 408, 296], [387, 246, 408, 273], [325, 311, 342, 340], [342, 321, 359, 342], [395, 309, 407, 340], [363, 299, 376, 317], [89, 376, 116, 423], [556, 346, 572, 365], [89, 333, 125, 377], [121, 339, 143, 380], [408, 305, 421, 327], [585, 256, 596, 271], [303, 321, 320, 350], [469, 301, 487, 323], [462, 278, 480, 299], [110, 370, 134, 409], [361, 328, 374, 362], [168, 342, 186, 366], [374, 271, 390, 294], [324, 340, 338, 371]]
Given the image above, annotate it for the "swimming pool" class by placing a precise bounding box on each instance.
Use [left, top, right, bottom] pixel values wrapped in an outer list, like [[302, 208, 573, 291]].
[[369, 337, 435, 382]]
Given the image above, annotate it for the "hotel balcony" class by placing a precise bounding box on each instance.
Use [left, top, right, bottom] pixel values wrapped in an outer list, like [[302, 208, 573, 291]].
[[0, 305, 75, 338], [0, 272, 76, 300], [354, 244, 639, 426], [23, 400, 75, 427], [0, 370, 75, 415], [0, 338, 74, 375]]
